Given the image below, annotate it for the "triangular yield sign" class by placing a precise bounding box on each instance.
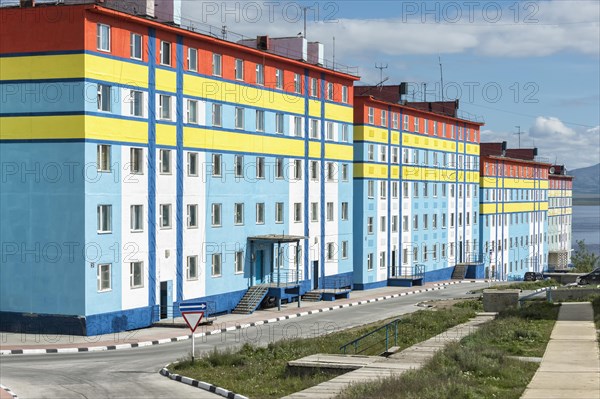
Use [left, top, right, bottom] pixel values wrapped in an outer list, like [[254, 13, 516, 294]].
[[182, 312, 203, 332]]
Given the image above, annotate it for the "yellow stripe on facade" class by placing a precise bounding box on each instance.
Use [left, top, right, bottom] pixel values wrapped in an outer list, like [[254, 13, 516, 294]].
[[480, 177, 550, 189], [85, 55, 148, 88], [354, 163, 388, 179], [309, 141, 321, 158], [86, 116, 148, 144], [183, 75, 305, 116], [324, 102, 353, 123], [1, 54, 84, 81], [308, 99, 322, 118], [353, 125, 388, 144], [466, 143, 479, 155], [155, 68, 176, 93], [325, 143, 352, 161], [390, 165, 400, 179], [401, 133, 457, 152], [391, 131, 400, 145], [184, 127, 305, 157], [480, 201, 549, 214], [548, 209, 572, 216], [0, 115, 84, 140], [156, 124, 177, 147]]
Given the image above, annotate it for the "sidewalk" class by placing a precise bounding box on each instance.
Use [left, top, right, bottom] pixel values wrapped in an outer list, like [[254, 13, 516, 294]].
[[521, 302, 600, 399], [0, 280, 479, 355]]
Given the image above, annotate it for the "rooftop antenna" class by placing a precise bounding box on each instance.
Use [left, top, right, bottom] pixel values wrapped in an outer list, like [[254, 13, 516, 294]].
[[302, 7, 313, 39], [375, 63, 388, 87], [423, 83, 427, 102], [438, 56, 444, 101], [514, 126, 523, 148], [221, 25, 227, 40], [333, 36, 335, 69]]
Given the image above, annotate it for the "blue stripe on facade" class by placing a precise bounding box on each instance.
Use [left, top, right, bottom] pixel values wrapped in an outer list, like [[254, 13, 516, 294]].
[[386, 106, 392, 279], [303, 69, 310, 284], [319, 73, 326, 288], [175, 35, 184, 305], [147, 28, 157, 314]]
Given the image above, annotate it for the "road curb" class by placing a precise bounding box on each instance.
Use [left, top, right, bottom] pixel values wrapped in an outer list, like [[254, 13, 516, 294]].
[[159, 362, 248, 399], [0, 280, 483, 356], [0, 384, 18, 399]]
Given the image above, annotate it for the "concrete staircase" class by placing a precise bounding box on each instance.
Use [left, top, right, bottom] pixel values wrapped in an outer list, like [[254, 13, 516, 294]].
[[302, 291, 322, 302], [232, 285, 269, 314], [451, 264, 467, 280]]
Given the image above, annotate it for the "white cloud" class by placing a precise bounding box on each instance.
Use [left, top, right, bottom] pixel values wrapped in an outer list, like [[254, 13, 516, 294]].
[[481, 117, 600, 169]]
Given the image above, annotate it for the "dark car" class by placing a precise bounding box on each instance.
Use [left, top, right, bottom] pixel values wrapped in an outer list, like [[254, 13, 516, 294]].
[[577, 268, 600, 285], [524, 272, 544, 281]]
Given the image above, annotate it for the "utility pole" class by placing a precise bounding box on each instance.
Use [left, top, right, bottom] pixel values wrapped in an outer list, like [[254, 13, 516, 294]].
[[375, 63, 388, 86], [514, 126, 523, 148]]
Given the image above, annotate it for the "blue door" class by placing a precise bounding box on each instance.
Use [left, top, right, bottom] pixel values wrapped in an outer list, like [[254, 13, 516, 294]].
[[255, 250, 264, 284]]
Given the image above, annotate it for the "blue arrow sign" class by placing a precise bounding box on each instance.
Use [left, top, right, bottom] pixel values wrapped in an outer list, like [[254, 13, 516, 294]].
[[179, 302, 207, 312]]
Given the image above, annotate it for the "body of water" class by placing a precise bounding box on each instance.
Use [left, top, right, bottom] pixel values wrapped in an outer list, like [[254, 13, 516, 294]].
[[572, 205, 600, 255]]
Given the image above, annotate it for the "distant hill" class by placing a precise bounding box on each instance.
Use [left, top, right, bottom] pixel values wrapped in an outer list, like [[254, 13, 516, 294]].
[[570, 163, 600, 195]]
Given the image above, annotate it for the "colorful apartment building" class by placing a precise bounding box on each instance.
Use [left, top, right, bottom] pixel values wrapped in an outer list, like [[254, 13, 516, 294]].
[[352, 87, 485, 289], [0, 1, 358, 335], [479, 144, 550, 280], [547, 165, 573, 271]]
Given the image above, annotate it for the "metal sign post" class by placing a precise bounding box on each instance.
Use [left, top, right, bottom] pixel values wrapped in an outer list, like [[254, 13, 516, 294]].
[[180, 302, 207, 363]]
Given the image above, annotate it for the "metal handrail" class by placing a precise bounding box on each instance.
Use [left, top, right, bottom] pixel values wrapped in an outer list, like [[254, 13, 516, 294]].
[[263, 269, 303, 287], [323, 275, 353, 292], [340, 318, 401, 355]]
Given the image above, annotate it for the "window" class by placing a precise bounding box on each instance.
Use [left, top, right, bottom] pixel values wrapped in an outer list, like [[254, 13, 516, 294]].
[[212, 154, 222, 176], [311, 202, 319, 222], [256, 203, 265, 224], [187, 99, 198, 124], [188, 152, 198, 176], [403, 148, 409, 164], [294, 73, 301, 93], [368, 107, 374, 124], [188, 48, 198, 71], [310, 119, 319, 139], [341, 124, 349, 142], [326, 202, 334, 221], [341, 163, 349, 181], [380, 216, 386, 232], [413, 182, 419, 198], [235, 107, 244, 130], [379, 252, 386, 268], [97, 205, 112, 233], [187, 256, 198, 280], [326, 122, 334, 140], [130, 33, 142, 60], [310, 161, 319, 181], [276, 113, 284, 134], [256, 110, 265, 132], [234, 203, 244, 225], [160, 40, 171, 65], [211, 203, 222, 226], [294, 159, 302, 180], [432, 214, 438, 229], [342, 241, 349, 259], [342, 86, 348, 103], [367, 180, 375, 198], [424, 118, 428, 134], [381, 110, 387, 127], [414, 117, 419, 132], [275, 158, 284, 179], [341, 202, 349, 220], [187, 204, 198, 228], [380, 146, 387, 162], [327, 242, 335, 260], [97, 23, 110, 52], [130, 205, 143, 232], [392, 113, 399, 129], [293, 116, 302, 136], [130, 261, 143, 288], [129, 90, 143, 117], [403, 216, 409, 232], [97, 84, 111, 112], [97, 144, 111, 172], [212, 253, 222, 277], [235, 251, 244, 274], [275, 69, 283, 89], [413, 215, 418, 230], [368, 144, 374, 161], [256, 157, 265, 179], [159, 94, 171, 120], [97, 264, 111, 291], [367, 253, 374, 270], [275, 202, 284, 223], [367, 217, 374, 234], [403, 115, 409, 130], [403, 182, 409, 198], [256, 63, 264, 85], [392, 215, 398, 232], [403, 248, 408, 264], [392, 147, 398, 163], [294, 203, 302, 222], [159, 149, 171, 174], [327, 82, 334, 100], [380, 181, 387, 199], [327, 162, 335, 181], [212, 103, 222, 126], [233, 155, 244, 177], [159, 204, 172, 229], [235, 58, 244, 80], [212, 53, 222, 76], [423, 183, 428, 197]]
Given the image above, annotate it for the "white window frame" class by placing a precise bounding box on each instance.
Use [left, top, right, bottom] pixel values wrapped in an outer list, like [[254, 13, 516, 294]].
[[97, 263, 111, 292], [187, 255, 198, 280], [187, 99, 198, 124], [212, 53, 222, 76], [234, 203, 244, 225], [255, 63, 265, 85], [275, 68, 283, 89], [97, 144, 111, 172], [130, 32, 142, 60], [256, 157, 265, 179], [130, 204, 143, 232], [97, 204, 112, 233], [130, 261, 144, 288], [159, 204, 172, 229], [256, 110, 265, 132], [275, 202, 284, 224], [97, 84, 111, 112], [235, 58, 244, 80], [187, 152, 198, 176], [341, 202, 349, 221], [212, 103, 222, 127], [256, 203, 265, 224], [187, 204, 198, 228], [187, 47, 198, 72], [159, 149, 171, 174], [129, 89, 143, 117], [97, 23, 110, 52], [235, 107, 245, 130], [159, 94, 171, 120], [235, 251, 244, 274], [160, 40, 171, 66], [212, 154, 222, 177], [211, 203, 222, 227]]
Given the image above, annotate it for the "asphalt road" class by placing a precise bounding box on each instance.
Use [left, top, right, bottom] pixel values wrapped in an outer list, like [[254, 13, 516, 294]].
[[0, 283, 488, 399]]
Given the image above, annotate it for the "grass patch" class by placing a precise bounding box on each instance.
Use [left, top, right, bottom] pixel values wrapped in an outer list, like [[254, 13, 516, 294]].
[[472, 279, 557, 293], [337, 301, 559, 399], [591, 295, 600, 346], [172, 301, 478, 399]]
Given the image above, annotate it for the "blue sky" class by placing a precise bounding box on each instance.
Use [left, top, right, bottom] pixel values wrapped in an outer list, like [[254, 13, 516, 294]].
[[2, 0, 598, 169]]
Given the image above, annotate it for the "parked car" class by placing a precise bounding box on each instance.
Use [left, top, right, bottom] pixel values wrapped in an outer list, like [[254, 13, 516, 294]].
[[577, 268, 600, 285], [524, 272, 544, 281]]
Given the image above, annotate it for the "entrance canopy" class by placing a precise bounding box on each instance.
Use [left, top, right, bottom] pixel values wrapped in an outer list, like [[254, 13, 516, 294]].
[[248, 234, 307, 243]]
